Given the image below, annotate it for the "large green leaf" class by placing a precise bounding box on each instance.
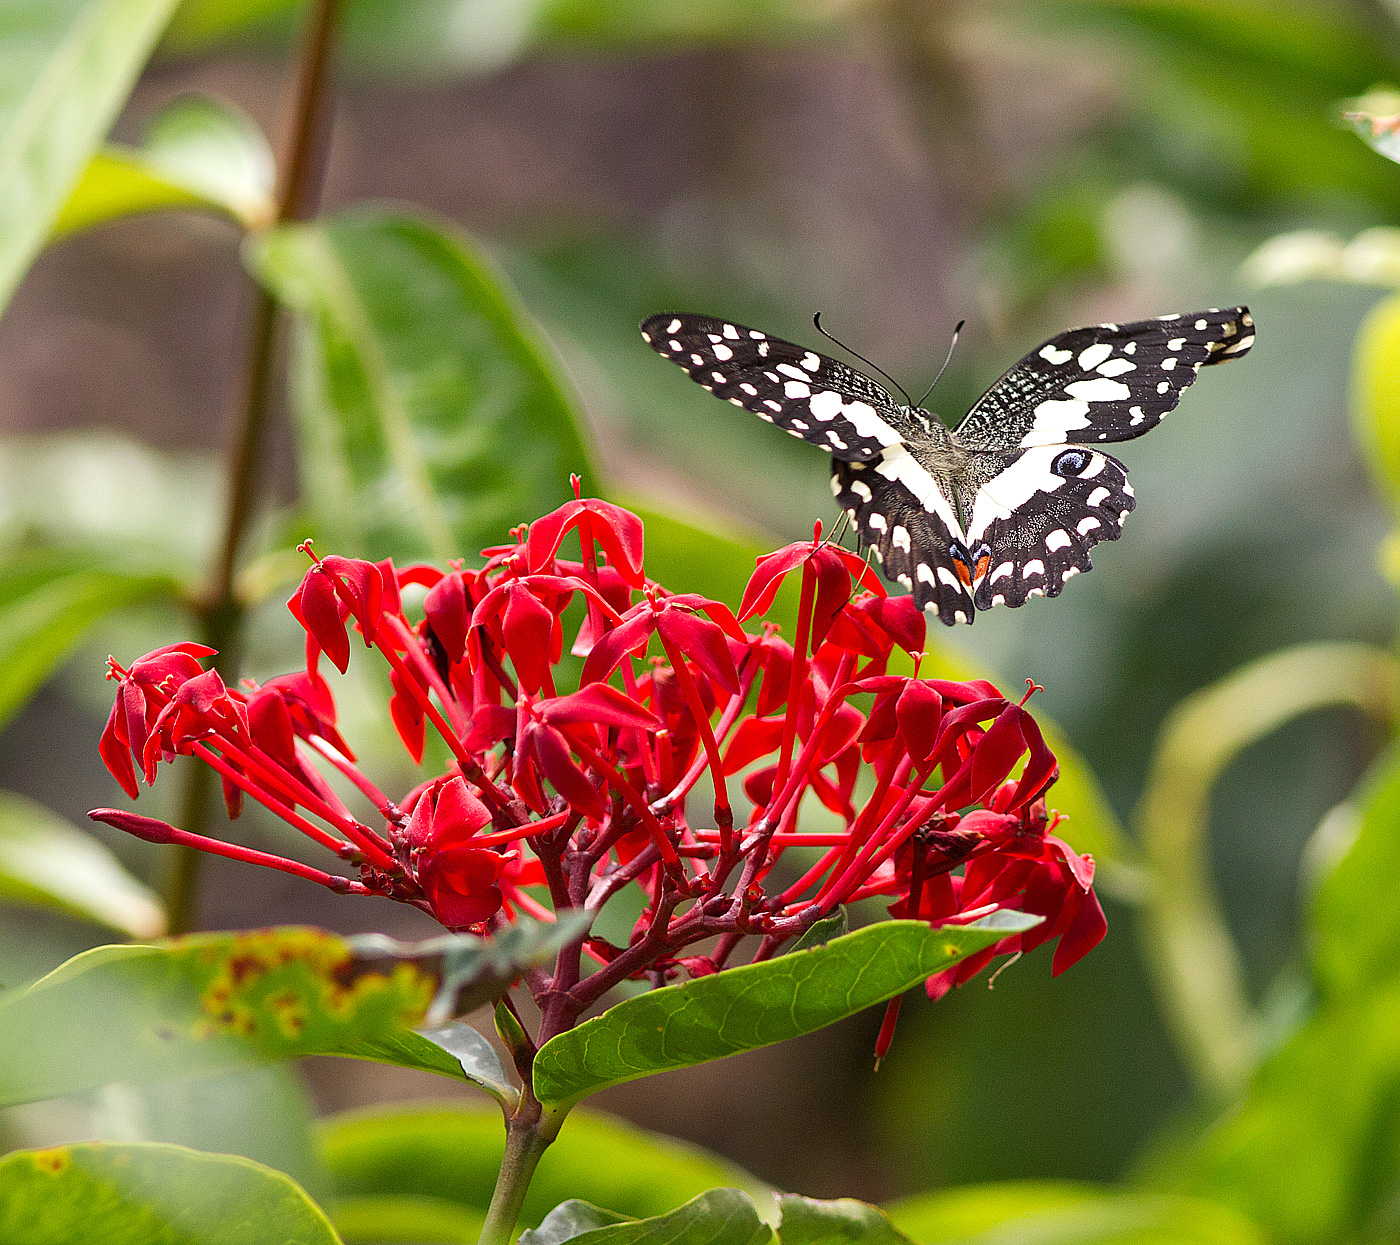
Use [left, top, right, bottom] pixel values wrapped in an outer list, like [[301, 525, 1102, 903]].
[[532, 914, 1038, 1107], [0, 1141, 341, 1244], [0, 920, 574, 1105], [319, 1103, 771, 1234], [1311, 744, 1400, 999], [884, 1183, 1265, 1245], [248, 208, 597, 564], [0, 790, 165, 937], [0, 546, 183, 729], [0, 0, 181, 312], [1171, 976, 1400, 1244], [1351, 291, 1400, 518], [777, 1196, 913, 1245], [51, 94, 274, 238], [520, 1189, 770, 1245]]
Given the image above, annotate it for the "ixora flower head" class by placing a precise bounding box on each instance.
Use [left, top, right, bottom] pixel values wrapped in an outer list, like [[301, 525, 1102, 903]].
[[92, 488, 1104, 1031]]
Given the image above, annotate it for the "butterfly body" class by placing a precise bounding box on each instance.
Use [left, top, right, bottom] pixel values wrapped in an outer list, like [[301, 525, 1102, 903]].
[[641, 307, 1253, 625]]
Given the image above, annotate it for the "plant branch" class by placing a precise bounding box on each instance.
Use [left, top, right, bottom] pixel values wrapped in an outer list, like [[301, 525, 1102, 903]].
[[165, 0, 344, 933]]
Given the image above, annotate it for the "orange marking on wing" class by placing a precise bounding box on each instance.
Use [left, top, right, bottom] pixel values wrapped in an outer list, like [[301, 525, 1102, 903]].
[[974, 554, 991, 580], [953, 559, 973, 587]]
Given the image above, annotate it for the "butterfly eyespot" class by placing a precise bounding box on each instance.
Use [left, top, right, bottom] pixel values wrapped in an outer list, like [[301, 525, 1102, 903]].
[[1051, 449, 1091, 477]]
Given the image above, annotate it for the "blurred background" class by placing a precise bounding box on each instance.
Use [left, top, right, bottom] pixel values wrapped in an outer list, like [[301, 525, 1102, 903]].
[[4, 0, 1400, 1211]]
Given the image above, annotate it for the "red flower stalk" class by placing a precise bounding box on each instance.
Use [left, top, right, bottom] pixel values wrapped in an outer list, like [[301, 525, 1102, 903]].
[[94, 490, 1104, 1039]]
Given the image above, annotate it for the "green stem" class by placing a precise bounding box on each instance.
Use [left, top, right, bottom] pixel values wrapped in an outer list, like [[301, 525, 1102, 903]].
[[1133, 641, 1400, 1099], [163, 0, 343, 933], [477, 1088, 560, 1245]]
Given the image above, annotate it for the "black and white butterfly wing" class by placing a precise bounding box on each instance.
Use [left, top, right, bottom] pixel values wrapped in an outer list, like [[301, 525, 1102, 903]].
[[954, 307, 1253, 451], [831, 456, 974, 624], [640, 313, 923, 461], [963, 446, 1134, 609]]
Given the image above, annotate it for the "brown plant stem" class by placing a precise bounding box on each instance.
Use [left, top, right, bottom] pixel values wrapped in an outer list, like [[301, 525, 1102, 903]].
[[165, 0, 343, 934]]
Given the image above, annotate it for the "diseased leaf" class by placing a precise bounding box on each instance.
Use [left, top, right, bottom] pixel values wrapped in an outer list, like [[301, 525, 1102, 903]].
[[0, 1141, 341, 1245], [319, 1103, 772, 1230], [0, 0, 182, 311], [52, 94, 274, 238], [0, 547, 183, 730], [0, 790, 165, 937], [884, 1183, 1266, 1245], [532, 915, 1039, 1107], [248, 208, 597, 565], [0, 921, 571, 1105], [777, 1196, 914, 1245]]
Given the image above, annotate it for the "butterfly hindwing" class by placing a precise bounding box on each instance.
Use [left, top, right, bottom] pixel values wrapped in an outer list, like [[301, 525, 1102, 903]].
[[831, 459, 974, 625], [965, 446, 1134, 609], [955, 307, 1253, 452], [641, 313, 921, 462]]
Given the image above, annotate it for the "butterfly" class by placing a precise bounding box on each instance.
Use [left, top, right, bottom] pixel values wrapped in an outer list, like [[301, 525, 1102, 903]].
[[640, 308, 1254, 625]]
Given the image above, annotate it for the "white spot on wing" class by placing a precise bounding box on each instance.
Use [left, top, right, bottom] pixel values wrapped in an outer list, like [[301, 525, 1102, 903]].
[[667, 318, 681, 333], [1078, 343, 1113, 369], [784, 380, 811, 399], [1077, 516, 1101, 535], [1045, 529, 1072, 551], [712, 343, 733, 361], [1086, 486, 1110, 507], [1066, 377, 1131, 402], [1040, 345, 1072, 365], [801, 352, 821, 372], [1096, 357, 1135, 377]]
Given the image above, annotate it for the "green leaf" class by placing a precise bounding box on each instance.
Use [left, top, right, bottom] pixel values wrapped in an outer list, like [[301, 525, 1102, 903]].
[[319, 1103, 771, 1231], [1170, 977, 1400, 1243], [0, 790, 165, 937], [0, 1141, 341, 1244], [522, 1202, 634, 1245], [532, 915, 1039, 1108], [412, 1020, 517, 1110], [0, 0, 182, 312], [1351, 291, 1400, 518], [52, 94, 274, 238], [248, 208, 597, 564], [0, 920, 571, 1105], [512, 1190, 770, 1245], [1311, 743, 1400, 999], [785, 908, 849, 955], [883, 1183, 1266, 1245], [777, 1196, 914, 1245], [0, 547, 183, 730]]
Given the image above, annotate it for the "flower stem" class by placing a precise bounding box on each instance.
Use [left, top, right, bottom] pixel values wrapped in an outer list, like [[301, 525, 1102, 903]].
[[477, 1089, 559, 1245], [165, 0, 344, 933]]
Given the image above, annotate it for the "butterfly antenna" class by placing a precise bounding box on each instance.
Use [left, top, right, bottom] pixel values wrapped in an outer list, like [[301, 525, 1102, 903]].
[[827, 510, 852, 548], [813, 313, 914, 407], [913, 319, 966, 410]]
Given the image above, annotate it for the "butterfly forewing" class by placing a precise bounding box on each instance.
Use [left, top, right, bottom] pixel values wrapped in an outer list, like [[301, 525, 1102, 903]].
[[954, 307, 1253, 452], [964, 446, 1134, 609], [640, 313, 920, 461]]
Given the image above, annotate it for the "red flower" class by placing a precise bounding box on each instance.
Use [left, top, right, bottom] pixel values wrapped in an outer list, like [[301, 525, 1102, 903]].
[[93, 489, 1104, 1023], [398, 776, 505, 928]]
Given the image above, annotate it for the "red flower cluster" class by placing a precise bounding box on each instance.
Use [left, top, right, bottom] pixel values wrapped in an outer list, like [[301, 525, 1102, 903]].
[[93, 486, 1104, 1020]]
